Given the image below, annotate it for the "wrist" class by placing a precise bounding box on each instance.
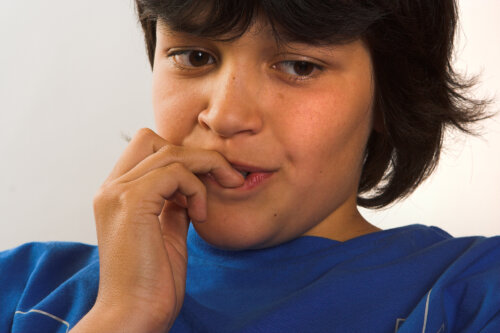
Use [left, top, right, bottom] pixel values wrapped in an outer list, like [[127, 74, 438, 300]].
[[70, 303, 171, 333]]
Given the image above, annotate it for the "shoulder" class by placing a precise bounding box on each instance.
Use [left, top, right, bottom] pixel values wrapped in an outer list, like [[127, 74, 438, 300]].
[[0, 241, 98, 289], [0, 241, 98, 264], [419, 226, 500, 273], [392, 225, 500, 291], [377, 224, 500, 260], [397, 228, 500, 332], [0, 242, 99, 332]]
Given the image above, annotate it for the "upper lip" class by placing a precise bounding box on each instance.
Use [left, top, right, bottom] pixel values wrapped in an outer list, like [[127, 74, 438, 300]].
[[228, 161, 276, 173]]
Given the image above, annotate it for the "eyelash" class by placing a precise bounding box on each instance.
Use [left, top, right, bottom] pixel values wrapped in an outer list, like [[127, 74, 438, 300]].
[[272, 61, 324, 82], [167, 49, 324, 82], [168, 50, 216, 69]]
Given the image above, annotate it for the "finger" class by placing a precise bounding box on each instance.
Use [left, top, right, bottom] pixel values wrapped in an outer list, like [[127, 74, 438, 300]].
[[106, 128, 168, 182], [132, 162, 208, 223], [159, 201, 190, 254], [118, 145, 244, 188], [158, 200, 190, 319], [170, 192, 188, 208]]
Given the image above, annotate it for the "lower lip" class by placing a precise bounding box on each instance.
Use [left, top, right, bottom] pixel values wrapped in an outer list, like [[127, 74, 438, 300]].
[[206, 171, 274, 192], [238, 172, 274, 191]]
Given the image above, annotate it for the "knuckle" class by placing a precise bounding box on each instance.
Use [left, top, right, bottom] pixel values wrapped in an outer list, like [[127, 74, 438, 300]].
[[206, 149, 219, 159], [157, 143, 178, 157], [92, 185, 108, 207], [164, 161, 187, 174], [134, 127, 155, 141], [93, 182, 149, 225], [207, 149, 225, 164], [93, 182, 124, 212]]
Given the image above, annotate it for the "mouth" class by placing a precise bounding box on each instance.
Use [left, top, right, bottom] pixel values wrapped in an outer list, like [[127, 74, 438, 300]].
[[236, 169, 250, 179], [230, 162, 276, 191], [206, 161, 277, 193], [231, 162, 274, 178]]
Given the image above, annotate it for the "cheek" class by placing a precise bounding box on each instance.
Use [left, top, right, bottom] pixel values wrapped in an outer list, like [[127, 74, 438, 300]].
[[279, 91, 373, 181], [152, 75, 203, 144]]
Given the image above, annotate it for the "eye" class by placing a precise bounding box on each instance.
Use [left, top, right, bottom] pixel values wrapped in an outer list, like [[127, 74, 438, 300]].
[[168, 50, 216, 68], [273, 60, 323, 80]]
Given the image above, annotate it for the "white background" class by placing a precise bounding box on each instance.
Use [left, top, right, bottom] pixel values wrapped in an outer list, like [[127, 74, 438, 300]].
[[0, 1, 499, 251]]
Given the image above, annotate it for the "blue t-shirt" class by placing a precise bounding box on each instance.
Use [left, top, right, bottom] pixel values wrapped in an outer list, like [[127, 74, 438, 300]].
[[1, 224, 499, 332]]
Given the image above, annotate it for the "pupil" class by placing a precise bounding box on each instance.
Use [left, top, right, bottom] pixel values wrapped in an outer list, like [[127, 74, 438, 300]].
[[294, 62, 313, 76], [189, 51, 209, 67]]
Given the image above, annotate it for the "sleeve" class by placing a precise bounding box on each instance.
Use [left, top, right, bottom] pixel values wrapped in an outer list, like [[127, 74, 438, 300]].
[[443, 237, 500, 332], [480, 311, 500, 332], [0, 243, 47, 330], [440, 236, 500, 332], [0, 242, 99, 332], [398, 236, 500, 333]]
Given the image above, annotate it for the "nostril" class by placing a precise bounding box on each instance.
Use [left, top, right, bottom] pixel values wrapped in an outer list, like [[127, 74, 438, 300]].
[[198, 113, 211, 130]]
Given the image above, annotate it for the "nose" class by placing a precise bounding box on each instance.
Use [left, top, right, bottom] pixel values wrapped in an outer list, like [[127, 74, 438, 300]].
[[198, 67, 263, 138]]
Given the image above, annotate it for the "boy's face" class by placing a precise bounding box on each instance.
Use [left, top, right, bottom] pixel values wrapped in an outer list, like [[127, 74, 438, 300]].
[[152, 18, 375, 249]]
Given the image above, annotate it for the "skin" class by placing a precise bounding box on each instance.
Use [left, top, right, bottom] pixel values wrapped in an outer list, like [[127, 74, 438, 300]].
[[71, 17, 380, 333], [153, 19, 380, 250]]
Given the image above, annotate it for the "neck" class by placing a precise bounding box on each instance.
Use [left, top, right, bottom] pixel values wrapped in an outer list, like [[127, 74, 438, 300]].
[[301, 194, 381, 242]]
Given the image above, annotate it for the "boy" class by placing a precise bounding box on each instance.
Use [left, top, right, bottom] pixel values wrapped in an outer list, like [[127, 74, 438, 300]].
[[1, 0, 499, 332]]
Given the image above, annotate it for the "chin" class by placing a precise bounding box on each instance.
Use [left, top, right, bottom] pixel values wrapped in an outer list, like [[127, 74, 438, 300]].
[[192, 215, 280, 251]]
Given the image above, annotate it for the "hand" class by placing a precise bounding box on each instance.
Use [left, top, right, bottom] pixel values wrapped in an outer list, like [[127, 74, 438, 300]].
[[71, 128, 243, 332]]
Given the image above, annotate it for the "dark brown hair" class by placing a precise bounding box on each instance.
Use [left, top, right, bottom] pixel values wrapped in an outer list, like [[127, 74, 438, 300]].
[[134, 0, 490, 208]]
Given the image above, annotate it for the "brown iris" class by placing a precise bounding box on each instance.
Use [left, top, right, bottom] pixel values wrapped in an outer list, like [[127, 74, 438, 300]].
[[189, 51, 211, 67], [293, 61, 315, 76]]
